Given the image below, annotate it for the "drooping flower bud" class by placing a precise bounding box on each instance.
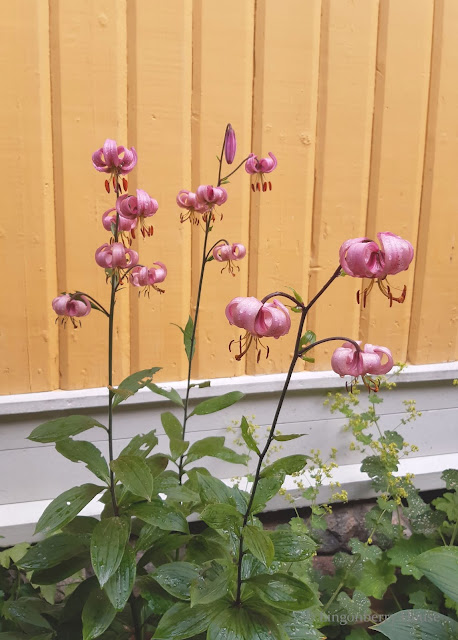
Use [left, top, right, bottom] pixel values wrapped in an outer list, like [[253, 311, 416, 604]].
[[224, 124, 237, 164]]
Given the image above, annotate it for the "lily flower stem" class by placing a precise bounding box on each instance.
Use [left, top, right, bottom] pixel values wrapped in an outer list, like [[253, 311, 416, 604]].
[[179, 131, 230, 483], [178, 213, 212, 483], [235, 265, 345, 605], [107, 177, 121, 517]]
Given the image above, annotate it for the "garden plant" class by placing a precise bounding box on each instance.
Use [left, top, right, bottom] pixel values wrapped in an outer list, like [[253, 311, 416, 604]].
[[0, 125, 457, 640]]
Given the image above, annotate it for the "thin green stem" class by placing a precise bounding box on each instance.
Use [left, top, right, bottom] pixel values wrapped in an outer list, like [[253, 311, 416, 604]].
[[235, 267, 343, 605], [220, 155, 252, 183], [450, 521, 458, 546], [106, 176, 122, 517], [178, 214, 212, 482], [178, 130, 229, 483]]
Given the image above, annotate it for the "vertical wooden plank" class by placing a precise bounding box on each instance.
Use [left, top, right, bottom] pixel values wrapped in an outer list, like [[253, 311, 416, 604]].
[[191, 0, 254, 379], [50, 0, 130, 389], [360, 0, 433, 363], [127, 1, 192, 382], [0, 1, 58, 394], [409, 0, 458, 363], [246, 0, 322, 375], [307, 0, 379, 369]]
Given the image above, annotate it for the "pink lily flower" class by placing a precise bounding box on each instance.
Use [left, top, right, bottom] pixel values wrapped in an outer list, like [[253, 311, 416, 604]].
[[331, 341, 394, 391], [102, 208, 137, 238], [116, 190, 158, 237], [92, 139, 137, 176], [176, 189, 209, 225], [129, 262, 167, 294], [95, 242, 139, 270], [224, 124, 237, 164], [339, 232, 414, 307], [245, 152, 277, 192], [212, 242, 246, 277], [52, 294, 91, 328], [226, 296, 291, 361]]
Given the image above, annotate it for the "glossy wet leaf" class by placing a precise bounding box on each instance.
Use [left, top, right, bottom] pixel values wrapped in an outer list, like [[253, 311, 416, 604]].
[[2, 597, 53, 632], [328, 590, 371, 620], [18, 533, 87, 570], [197, 473, 234, 505], [260, 454, 308, 479], [90, 516, 130, 587], [35, 484, 103, 535], [269, 529, 317, 562], [153, 562, 199, 600], [190, 391, 245, 417], [185, 436, 248, 466], [161, 411, 183, 439], [207, 602, 286, 640], [243, 525, 274, 566], [200, 503, 243, 531], [147, 382, 184, 407], [442, 468, 458, 490], [372, 609, 458, 639], [358, 558, 396, 599], [283, 608, 324, 640], [190, 561, 233, 607], [247, 573, 318, 611], [119, 430, 158, 458], [153, 601, 222, 639], [111, 455, 154, 501], [250, 476, 283, 514], [112, 367, 161, 407], [56, 439, 110, 484], [104, 544, 136, 611], [349, 538, 382, 564], [414, 547, 458, 601], [129, 500, 189, 533], [387, 535, 437, 579], [31, 552, 89, 585], [240, 416, 260, 455], [28, 415, 106, 443], [82, 588, 116, 640]]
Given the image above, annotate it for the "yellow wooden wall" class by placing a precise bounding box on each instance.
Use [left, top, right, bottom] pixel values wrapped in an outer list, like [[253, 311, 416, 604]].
[[1, 0, 457, 395]]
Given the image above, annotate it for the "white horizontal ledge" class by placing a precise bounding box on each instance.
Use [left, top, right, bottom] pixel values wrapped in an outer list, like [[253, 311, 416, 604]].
[[1, 452, 455, 548], [1, 361, 457, 416]]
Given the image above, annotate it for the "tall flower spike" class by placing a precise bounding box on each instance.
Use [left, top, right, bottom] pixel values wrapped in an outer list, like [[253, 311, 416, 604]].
[[339, 232, 414, 307], [95, 242, 139, 270], [245, 152, 277, 192], [224, 124, 237, 164], [129, 262, 167, 295], [116, 189, 158, 237], [212, 242, 246, 276], [52, 294, 91, 328], [226, 296, 291, 362], [176, 189, 209, 225], [331, 341, 394, 392], [92, 139, 137, 182]]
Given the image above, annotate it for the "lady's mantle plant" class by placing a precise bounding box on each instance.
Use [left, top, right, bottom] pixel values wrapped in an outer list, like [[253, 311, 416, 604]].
[[2, 124, 451, 640]]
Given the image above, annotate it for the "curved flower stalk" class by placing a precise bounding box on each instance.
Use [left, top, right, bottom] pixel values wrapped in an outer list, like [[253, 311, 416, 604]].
[[340, 232, 414, 306], [212, 242, 246, 276], [129, 262, 167, 295], [226, 296, 291, 361], [245, 151, 278, 191]]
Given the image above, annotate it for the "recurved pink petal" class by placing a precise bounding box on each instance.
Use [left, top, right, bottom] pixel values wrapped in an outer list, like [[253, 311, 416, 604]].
[[103, 139, 120, 168], [378, 232, 414, 276], [225, 297, 263, 335]]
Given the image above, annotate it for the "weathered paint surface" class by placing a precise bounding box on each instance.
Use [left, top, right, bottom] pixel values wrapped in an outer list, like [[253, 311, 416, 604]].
[[1, 1, 457, 394]]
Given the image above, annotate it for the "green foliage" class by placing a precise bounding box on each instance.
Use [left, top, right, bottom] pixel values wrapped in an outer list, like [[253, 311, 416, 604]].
[[111, 367, 161, 407], [28, 415, 106, 443], [372, 609, 458, 639], [414, 547, 458, 601], [34, 484, 103, 535], [147, 382, 184, 407], [190, 391, 245, 417], [90, 517, 130, 587], [243, 525, 275, 567], [56, 439, 110, 484], [111, 455, 154, 500]]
